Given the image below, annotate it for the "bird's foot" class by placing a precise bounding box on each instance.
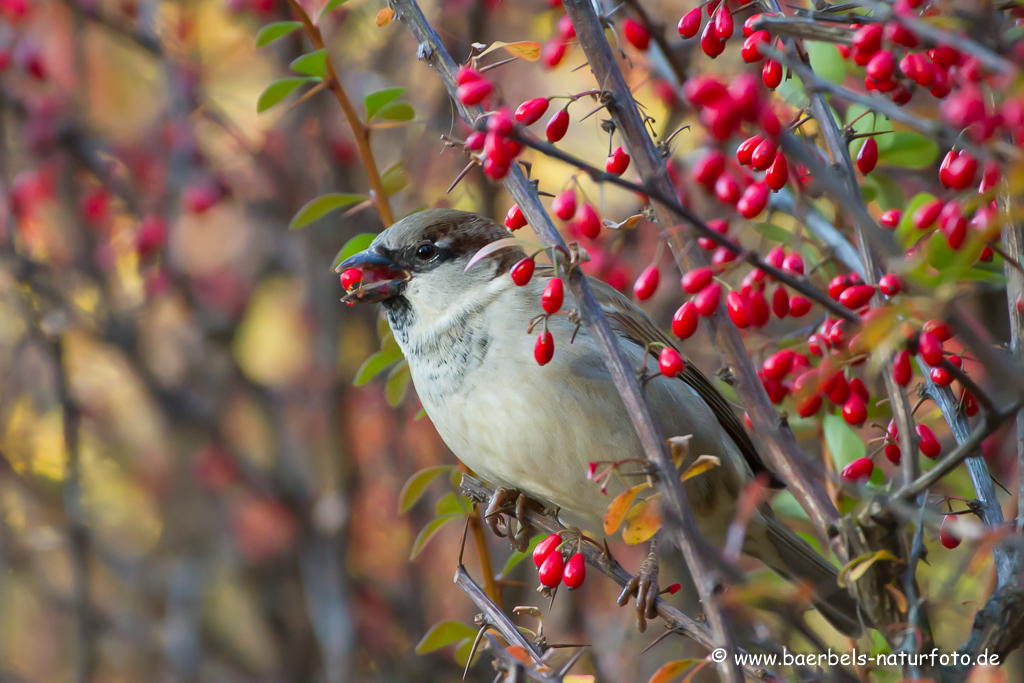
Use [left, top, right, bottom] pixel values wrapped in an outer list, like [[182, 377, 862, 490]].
[[617, 535, 661, 633], [483, 487, 531, 552]]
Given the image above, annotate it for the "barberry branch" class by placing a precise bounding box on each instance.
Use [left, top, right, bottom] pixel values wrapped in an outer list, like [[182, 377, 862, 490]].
[[285, 0, 395, 226], [1000, 200, 1024, 531], [388, 2, 746, 679]]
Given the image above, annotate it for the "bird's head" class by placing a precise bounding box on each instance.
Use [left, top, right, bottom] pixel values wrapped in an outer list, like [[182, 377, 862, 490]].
[[336, 208, 525, 319]]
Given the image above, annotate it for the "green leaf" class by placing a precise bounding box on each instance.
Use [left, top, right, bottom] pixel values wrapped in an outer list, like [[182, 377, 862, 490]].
[[377, 102, 415, 122], [290, 193, 367, 229], [454, 637, 480, 668], [751, 222, 794, 244], [823, 412, 866, 469], [353, 350, 398, 386], [500, 534, 545, 578], [435, 492, 471, 516], [859, 184, 877, 203], [409, 514, 462, 560], [321, 0, 349, 14], [257, 77, 319, 113], [256, 21, 302, 48], [775, 78, 808, 108], [414, 408, 428, 420], [331, 233, 377, 270], [925, 231, 957, 272], [381, 162, 409, 196], [290, 49, 328, 78], [845, 105, 893, 150], [806, 41, 846, 84], [415, 621, 479, 655], [385, 361, 411, 407], [398, 465, 453, 514], [365, 87, 407, 120], [863, 174, 905, 211], [877, 132, 939, 169]]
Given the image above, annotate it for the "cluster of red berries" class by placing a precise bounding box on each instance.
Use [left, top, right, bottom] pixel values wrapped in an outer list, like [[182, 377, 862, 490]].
[[678, 3, 781, 89], [533, 534, 586, 590]]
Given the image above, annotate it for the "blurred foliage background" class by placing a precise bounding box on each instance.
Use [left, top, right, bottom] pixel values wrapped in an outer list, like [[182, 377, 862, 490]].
[[0, 0, 1018, 682]]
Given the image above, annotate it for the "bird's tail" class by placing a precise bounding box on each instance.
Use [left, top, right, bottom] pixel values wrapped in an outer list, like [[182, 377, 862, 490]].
[[745, 513, 865, 638]]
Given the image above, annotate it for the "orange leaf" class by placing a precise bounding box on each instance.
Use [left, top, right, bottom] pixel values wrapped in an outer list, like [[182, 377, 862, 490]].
[[505, 645, 532, 667], [603, 482, 648, 535], [479, 40, 542, 62], [375, 7, 394, 26], [647, 658, 703, 683], [680, 454, 720, 482], [622, 493, 662, 545]]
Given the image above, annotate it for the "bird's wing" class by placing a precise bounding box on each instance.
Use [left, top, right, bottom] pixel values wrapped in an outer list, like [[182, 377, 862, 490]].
[[583, 275, 784, 488]]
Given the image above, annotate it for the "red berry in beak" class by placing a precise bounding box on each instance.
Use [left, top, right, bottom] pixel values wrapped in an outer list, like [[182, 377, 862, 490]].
[[340, 268, 362, 290]]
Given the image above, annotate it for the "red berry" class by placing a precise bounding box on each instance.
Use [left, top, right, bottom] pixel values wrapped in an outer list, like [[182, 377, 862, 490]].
[[672, 302, 699, 339], [841, 457, 874, 483], [842, 394, 867, 426], [738, 182, 769, 219], [879, 273, 900, 296], [457, 79, 492, 105], [763, 349, 794, 380], [742, 14, 762, 38], [505, 204, 527, 230], [678, 8, 701, 38], [546, 109, 570, 142], [852, 24, 883, 56], [750, 138, 778, 171], [839, 283, 876, 309], [939, 515, 961, 549], [681, 266, 714, 294], [885, 443, 902, 465], [541, 39, 567, 68], [736, 136, 762, 166], [576, 203, 601, 239], [538, 548, 564, 587], [552, 189, 577, 221], [533, 533, 561, 567], [918, 331, 945, 367], [747, 289, 770, 327], [850, 377, 869, 403], [880, 209, 902, 229], [923, 319, 953, 342], [456, 66, 482, 85], [465, 131, 485, 151], [700, 21, 725, 58], [782, 252, 804, 275], [693, 150, 727, 187], [557, 14, 576, 39], [827, 372, 850, 404], [694, 283, 721, 317], [542, 278, 564, 313], [942, 213, 967, 250], [511, 258, 535, 286], [535, 331, 554, 365], [797, 392, 823, 418], [913, 199, 944, 230], [893, 349, 912, 386], [136, 215, 166, 258], [856, 138, 878, 174], [714, 173, 741, 205], [762, 59, 782, 89], [930, 365, 953, 387], [659, 347, 685, 377], [771, 287, 789, 318], [714, 5, 734, 40], [916, 424, 940, 458], [623, 19, 650, 50], [789, 296, 811, 317], [726, 290, 751, 328], [765, 151, 788, 191], [340, 268, 362, 290], [606, 146, 631, 175], [634, 266, 660, 301], [947, 152, 978, 190], [563, 552, 586, 589], [865, 50, 895, 82], [741, 30, 769, 63], [515, 97, 550, 125]]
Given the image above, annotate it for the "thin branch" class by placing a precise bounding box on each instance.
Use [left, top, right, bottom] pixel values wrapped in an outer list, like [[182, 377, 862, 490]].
[[285, 0, 395, 226], [768, 189, 865, 278], [1000, 193, 1024, 531]]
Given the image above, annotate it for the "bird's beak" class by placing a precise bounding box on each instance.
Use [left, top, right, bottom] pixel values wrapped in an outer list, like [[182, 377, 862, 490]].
[[336, 249, 409, 304]]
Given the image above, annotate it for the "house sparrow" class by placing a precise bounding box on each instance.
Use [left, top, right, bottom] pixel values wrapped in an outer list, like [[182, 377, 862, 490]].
[[339, 208, 861, 636]]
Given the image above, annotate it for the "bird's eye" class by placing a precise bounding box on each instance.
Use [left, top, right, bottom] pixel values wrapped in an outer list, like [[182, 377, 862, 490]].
[[415, 242, 437, 260]]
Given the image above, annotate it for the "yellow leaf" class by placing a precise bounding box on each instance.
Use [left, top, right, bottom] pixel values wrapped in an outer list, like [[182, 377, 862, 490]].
[[603, 482, 648, 535], [680, 454, 720, 482], [647, 658, 703, 683], [885, 583, 908, 613], [479, 40, 542, 62], [838, 549, 900, 587], [622, 494, 662, 545], [375, 7, 394, 26]]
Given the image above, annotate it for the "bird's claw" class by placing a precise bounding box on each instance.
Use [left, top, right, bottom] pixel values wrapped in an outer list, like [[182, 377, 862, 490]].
[[483, 487, 531, 552], [617, 544, 660, 633]]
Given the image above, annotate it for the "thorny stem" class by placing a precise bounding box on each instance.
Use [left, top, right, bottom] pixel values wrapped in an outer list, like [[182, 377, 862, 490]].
[[284, 0, 395, 226]]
